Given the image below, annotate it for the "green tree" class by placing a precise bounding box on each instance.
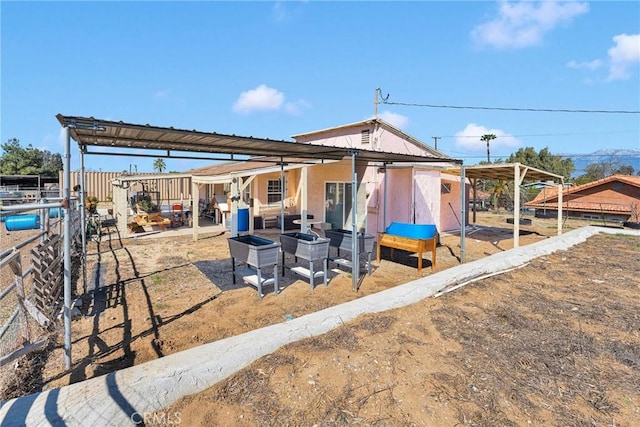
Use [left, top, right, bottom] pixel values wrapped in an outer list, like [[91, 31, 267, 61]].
[[615, 164, 634, 176], [1, 138, 62, 176], [506, 147, 575, 181], [574, 160, 635, 185], [153, 158, 166, 173]]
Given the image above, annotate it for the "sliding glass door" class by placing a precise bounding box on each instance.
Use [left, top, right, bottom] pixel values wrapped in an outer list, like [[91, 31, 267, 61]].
[[325, 182, 352, 230]]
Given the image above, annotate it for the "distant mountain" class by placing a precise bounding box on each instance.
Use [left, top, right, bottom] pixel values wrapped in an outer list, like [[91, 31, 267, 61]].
[[561, 149, 640, 178]]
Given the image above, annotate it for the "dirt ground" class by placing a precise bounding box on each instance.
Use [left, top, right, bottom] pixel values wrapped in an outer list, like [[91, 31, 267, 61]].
[[2, 212, 639, 425]]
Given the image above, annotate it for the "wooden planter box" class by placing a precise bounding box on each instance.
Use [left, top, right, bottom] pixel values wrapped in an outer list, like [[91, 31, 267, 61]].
[[377, 222, 437, 273], [324, 229, 376, 275], [227, 235, 281, 298], [280, 232, 330, 289]]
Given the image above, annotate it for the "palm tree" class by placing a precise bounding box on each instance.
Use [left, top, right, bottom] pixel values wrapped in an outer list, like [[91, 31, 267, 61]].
[[480, 134, 497, 163], [153, 158, 166, 173]]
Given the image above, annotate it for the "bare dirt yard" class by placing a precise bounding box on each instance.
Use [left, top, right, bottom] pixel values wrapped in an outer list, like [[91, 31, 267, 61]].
[[2, 212, 639, 425]]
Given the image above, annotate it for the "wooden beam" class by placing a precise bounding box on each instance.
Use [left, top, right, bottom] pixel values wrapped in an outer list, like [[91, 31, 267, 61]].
[[0, 338, 48, 368]]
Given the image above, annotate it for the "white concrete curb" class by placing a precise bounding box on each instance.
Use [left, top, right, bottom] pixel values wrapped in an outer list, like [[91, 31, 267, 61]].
[[1, 226, 637, 426]]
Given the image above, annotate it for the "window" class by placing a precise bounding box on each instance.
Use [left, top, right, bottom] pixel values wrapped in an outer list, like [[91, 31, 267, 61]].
[[267, 179, 282, 204], [441, 183, 451, 194]]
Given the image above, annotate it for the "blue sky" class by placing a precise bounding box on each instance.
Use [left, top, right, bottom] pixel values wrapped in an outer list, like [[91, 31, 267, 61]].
[[2, 1, 639, 173]]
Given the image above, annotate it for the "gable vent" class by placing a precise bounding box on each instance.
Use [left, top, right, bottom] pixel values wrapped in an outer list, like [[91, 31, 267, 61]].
[[361, 130, 370, 144]]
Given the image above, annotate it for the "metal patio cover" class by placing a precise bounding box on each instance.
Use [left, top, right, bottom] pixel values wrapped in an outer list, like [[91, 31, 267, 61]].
[[56, 114, 461, 165]]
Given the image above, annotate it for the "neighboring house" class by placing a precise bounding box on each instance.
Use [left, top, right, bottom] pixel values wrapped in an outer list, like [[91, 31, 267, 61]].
[[189, 118, 464, 234], [470, 189, 492, 211], [525, 174, 640, 224]]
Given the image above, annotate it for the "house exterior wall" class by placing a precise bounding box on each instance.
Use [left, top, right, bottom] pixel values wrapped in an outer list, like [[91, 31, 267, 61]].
[[561, 181, 638, 222], [440, 173, 468, 232], [306, 161, 368, 231], [246, 164, 368, 230], [294, 121, 461, 234], [528, 178, 640, 223], [234, 161, 460, 234], [294, 122, 437, 157], [568, 181, 639, 208]]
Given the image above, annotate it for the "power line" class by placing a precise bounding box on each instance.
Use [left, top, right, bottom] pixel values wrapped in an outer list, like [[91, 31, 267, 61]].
[[382, 100, 640, 114], [439, 151, 640, 160], [441, 129, 639, 138]]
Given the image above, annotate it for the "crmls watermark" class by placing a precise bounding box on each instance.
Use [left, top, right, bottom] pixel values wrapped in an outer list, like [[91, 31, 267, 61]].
[[130, 410, 182, 425]]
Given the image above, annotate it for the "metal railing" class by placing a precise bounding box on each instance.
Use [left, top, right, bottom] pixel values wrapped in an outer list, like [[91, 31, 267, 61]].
[[0, 197, 81, 367]]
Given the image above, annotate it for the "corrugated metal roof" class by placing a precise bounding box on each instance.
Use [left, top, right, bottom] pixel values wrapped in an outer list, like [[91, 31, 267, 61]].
[[57, 114, 461, 165], [187, 157, 331, 177]]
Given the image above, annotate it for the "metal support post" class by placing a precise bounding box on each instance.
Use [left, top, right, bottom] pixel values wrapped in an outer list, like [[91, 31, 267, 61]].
[[351, 152, 359, 291], [460, 165, 466, 264], [80, 147, 87, 294], [62, 126, 72, 369]]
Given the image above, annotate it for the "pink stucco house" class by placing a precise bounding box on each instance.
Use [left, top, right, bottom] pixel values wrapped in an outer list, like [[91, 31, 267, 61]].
[[189, 118, 464, 235]]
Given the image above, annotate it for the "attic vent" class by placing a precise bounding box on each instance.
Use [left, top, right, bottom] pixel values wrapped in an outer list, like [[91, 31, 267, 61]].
[[361, 130, 370, 144]]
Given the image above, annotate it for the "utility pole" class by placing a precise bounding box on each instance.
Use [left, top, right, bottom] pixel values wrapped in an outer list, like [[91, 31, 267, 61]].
[[374, 87, 379, 118], [374, 87, 389, 119], [432, 136, 440, 150]]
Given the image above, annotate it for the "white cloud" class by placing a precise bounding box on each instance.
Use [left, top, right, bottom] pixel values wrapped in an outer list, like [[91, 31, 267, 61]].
[[566, 59, 602, 70], [284, 99, 311, 115], [232, 85, 310, 115], [232, 84, 285, 114], [455, 123, 521, 153], [607, 33, 640, 81], [378, 111, 409, 129], [471, 1, 589, 49]]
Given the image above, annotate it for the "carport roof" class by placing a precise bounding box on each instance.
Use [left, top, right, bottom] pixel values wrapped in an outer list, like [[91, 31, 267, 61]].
[[57, 114, 461, 165], [445, 163, 564, 183]]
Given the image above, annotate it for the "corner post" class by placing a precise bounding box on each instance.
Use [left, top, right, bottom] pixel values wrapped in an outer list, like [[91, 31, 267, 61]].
[[460, 164, 466, 264], [62, 125, 72, 369]]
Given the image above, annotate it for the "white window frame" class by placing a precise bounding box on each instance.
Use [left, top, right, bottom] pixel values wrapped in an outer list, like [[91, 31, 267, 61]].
[[267, 179, 282, 204]]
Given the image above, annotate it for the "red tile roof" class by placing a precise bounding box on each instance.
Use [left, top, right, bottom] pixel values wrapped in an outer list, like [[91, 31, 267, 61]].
[[524, 175, 640, 214]]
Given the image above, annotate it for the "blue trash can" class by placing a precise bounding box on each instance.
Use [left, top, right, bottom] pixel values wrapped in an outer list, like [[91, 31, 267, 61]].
[[238, 207, 249, 232]]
